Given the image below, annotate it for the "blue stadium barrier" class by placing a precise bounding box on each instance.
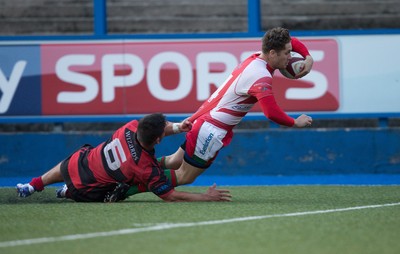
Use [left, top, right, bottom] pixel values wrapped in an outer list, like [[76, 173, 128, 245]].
[[1, 125, 399, 186]]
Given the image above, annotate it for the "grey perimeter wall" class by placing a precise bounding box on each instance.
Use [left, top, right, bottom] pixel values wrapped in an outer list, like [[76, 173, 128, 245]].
[[0, 0, 399, 35]]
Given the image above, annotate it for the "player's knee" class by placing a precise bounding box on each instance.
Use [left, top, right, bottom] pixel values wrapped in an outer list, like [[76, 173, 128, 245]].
[[165, 150, 184, 169], [175, 171, 194, 185], [179, 174, 196, 185], [175, 163, 205, 186], [166, 156, 183, 169]]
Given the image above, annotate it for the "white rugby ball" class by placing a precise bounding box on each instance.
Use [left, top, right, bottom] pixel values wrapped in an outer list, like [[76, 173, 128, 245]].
[[279, 57, 305, 79]]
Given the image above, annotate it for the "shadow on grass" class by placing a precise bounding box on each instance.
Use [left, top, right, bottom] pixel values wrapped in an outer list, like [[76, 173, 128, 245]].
[[0, 187, 165, 205]]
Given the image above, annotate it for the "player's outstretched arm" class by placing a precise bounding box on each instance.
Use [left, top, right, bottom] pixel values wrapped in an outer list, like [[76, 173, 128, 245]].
[[161, 183, 232, 202], [177, 118, 192, 132], [165, 118, 193, 136]]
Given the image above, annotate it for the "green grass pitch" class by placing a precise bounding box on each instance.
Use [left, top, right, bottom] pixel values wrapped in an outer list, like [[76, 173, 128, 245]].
[[1, 185, 400, 254]]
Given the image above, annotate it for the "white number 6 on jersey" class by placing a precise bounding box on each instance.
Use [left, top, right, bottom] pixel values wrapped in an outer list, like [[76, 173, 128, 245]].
[[103, 138, 127, 171]]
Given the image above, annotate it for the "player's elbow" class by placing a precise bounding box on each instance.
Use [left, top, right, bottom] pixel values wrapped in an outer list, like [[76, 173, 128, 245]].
[[161, 196, 175, 202], [178, 176, 196, 185], [160, 191, 179, 202]]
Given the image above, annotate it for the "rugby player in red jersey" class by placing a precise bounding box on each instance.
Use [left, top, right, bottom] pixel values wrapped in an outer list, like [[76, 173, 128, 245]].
[[123, 27, 314, 198], [16, 113, 231, 202]]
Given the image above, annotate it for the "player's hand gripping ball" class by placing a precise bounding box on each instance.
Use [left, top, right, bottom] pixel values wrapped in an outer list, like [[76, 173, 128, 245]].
[[279, 57, 305, 79]]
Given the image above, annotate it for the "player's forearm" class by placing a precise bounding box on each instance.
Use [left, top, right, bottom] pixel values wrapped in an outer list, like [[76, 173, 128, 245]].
[[164, 121, 182, 136], [162, 191, 214, 202], [259, 96, 295, 127], [165, 119, 192, 136], [291, 37, 311, 58], [162, 187, 231, 202]]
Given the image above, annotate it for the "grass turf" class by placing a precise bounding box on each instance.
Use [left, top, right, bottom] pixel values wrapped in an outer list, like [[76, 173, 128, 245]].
[[1, 185, 400, 254]]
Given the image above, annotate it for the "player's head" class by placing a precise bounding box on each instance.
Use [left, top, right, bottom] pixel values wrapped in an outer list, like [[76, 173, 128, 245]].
[[262, 27, 291, 53], [261, 27, 292, 69], [137, 113, 166, 147]]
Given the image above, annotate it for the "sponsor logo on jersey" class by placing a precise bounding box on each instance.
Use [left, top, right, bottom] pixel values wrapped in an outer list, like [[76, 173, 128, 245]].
[[125, 129, 140, 163], [200, 133, 214, 155], [232, 105, 252, 111]]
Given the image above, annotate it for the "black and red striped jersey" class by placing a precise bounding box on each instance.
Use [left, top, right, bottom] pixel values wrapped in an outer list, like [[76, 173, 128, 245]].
[[71, 120, 174, 198]]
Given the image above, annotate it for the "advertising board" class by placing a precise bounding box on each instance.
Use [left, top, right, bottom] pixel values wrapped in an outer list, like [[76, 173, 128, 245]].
[[0, 38, 339, 116]]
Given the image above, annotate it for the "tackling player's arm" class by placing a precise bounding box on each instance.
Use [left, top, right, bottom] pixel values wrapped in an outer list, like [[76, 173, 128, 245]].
[[160, 183, 232, 202], [164, 118, 192, 136], [148, 167, 231, 202]]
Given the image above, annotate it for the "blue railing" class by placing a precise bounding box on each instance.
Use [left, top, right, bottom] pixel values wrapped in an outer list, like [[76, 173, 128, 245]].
[[0, 113, 398, 128]]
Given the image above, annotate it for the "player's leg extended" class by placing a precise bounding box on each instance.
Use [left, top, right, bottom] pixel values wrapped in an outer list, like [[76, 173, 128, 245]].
[[174, 120, 233, 185], [41, 162, 64, 185], [16, 162, 64, 197]]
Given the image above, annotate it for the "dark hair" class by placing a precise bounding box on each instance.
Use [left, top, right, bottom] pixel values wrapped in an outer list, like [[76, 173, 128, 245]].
[[137, 113, 166, 146], [261, 27, 291, 54]]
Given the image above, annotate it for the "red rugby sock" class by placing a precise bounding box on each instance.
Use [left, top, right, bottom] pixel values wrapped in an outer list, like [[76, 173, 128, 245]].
[[29, 177, 44, 191]]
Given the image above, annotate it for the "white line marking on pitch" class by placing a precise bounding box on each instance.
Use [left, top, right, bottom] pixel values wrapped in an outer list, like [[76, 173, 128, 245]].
[[1, 202, 399, 248]]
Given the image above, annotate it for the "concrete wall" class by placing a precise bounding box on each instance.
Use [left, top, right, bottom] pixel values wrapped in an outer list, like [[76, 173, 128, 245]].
[[0, 0, 399, 35]]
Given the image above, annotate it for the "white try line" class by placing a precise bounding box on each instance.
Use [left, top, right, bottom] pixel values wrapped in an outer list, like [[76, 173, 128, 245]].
[[1, 202, 400, 248]]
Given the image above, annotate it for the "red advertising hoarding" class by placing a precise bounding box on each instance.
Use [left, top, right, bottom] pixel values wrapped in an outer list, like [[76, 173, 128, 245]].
[[41, 38, 339, 115]]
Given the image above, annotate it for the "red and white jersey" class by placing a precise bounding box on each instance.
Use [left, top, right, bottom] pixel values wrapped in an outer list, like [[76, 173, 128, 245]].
[[201, 53, 274, 129], [190, 37, 310, 129]]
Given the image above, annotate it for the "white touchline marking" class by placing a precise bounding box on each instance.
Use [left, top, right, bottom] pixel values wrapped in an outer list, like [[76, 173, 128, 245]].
[[1, 202, 399, 248]]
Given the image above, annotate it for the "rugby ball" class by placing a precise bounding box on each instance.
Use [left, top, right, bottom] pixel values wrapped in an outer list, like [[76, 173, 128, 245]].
[[279, 57, 305, 79]]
